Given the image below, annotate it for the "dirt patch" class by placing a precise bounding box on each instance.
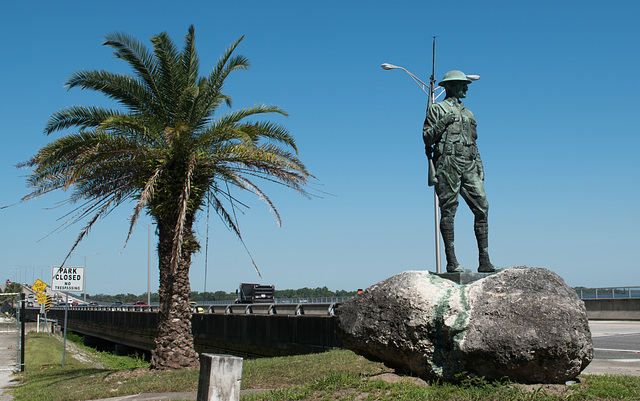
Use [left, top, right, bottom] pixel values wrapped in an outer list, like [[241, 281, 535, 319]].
[[368, 372, 582, 397], [368, 372, 429, 387], [103, 367, 152, 382], [54, 334, 105, 369], [512, 377, 584, 397]]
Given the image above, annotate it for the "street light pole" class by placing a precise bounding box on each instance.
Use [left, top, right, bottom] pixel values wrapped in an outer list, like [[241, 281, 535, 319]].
[[139, 222, 152, 306], [147, 223, 151, 306], [82, 256, 86, 302], [71, 252, 97, 302]]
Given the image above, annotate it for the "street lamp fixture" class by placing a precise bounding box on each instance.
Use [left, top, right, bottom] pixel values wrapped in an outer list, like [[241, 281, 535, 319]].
[[382, 63, 480, 98], [381, 63, 431, 95]]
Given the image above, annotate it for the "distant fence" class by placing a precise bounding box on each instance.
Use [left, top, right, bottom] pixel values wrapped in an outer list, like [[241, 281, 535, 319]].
[[576, 286, 640, 299]]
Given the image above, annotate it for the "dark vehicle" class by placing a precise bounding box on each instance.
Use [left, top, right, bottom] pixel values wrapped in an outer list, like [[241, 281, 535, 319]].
[[88, 301, 99, 306], [235, 283, 275, 304]]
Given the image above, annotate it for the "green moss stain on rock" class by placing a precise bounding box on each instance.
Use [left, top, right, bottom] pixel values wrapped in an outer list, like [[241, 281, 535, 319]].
[[428, 282, 471, 379]]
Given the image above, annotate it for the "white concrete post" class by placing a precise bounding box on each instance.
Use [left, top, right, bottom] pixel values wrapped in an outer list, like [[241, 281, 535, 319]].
[[197, 354, 243, 401]]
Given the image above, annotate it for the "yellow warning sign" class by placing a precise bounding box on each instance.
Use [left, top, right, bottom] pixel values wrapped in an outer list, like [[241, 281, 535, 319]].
[[31, 279, 47, 294], [37, 294, 47, 304]]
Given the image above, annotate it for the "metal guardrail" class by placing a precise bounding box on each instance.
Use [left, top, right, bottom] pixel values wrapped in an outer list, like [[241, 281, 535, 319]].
[[49, 304, 155, 312], [49, 301, 339, 316], [576, 286, 640, 299], [207, 302, 337, 316], [207, 296, 352, 305]]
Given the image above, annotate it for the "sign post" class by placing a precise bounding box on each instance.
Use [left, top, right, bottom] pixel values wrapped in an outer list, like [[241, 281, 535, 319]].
[[51, 267, 84, 367]]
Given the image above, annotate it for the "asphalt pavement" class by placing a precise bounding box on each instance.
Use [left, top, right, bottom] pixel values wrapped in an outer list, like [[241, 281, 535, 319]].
[[0, 317, 18, 401], [582, 320, 640, 376]]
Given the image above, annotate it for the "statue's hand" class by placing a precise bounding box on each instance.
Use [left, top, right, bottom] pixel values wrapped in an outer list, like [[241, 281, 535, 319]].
[[441, 112, 457, 126], [435, 112, 457, 135]]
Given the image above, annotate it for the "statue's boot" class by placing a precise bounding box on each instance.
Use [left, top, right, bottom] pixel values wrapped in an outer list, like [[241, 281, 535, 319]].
[[475, 222, 496, 272], [441, 217, 466, 273]]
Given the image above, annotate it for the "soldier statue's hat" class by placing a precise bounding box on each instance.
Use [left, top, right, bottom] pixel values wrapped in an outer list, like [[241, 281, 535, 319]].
[[438, 70, 472, 87]]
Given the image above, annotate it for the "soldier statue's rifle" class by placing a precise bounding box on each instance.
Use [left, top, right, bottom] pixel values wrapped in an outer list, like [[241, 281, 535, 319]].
[[426, 38, 438, 186]]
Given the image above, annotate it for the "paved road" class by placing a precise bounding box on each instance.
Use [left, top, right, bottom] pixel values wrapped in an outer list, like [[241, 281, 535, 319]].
[[0, 317, 18, 401], [582, 320, 640, 376]]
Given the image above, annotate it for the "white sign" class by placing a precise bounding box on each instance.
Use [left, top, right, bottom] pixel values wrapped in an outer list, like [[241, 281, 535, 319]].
[[51, 266, 84, 292]]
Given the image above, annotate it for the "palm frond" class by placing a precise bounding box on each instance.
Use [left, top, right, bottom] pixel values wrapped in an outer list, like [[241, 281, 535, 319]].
[[65, 70, 162, 117], [59, 196, 118, 267], [122, 166, 163, 250], [207, 190, 242, 238], [44, 106, 121, 134], [228, 173, 282, 227], [182, 25, 200, 87], [169, 153, 197, 275], [103, 31, 163, 108], [150, 31, 182, 118], [197, 36, 248, 116]]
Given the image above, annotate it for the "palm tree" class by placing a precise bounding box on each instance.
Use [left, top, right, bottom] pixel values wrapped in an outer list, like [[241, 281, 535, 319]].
[[19, 26, 311, 369]]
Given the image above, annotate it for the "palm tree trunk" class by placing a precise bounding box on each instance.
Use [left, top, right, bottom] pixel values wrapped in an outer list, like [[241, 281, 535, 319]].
[[150, 221, 199, 369]]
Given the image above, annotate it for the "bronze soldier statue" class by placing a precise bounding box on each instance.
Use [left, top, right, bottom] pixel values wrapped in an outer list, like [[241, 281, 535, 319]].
[[423, 70, 495, 273]]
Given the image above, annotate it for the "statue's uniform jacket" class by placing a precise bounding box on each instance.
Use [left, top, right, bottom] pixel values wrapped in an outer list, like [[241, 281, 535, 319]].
[[423, 97, 489, 221]]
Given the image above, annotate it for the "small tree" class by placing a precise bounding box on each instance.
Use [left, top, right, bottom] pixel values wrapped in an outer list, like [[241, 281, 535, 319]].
[[3, 283, 22, 301]]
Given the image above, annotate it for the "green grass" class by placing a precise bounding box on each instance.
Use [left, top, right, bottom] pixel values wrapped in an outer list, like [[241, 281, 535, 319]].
[[242, 374, 640, 400], [11, 332, 194, 401], [64, 331, 149, 370], [6, 332, 640, 400], [576, 375, 640, 399]]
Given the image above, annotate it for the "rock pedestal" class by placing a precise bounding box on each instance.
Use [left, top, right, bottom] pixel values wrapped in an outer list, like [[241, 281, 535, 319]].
[[335, 266, 593, 383]]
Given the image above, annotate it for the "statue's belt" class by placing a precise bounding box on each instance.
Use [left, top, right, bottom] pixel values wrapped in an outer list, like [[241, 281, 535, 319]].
[[437, 142, 478, 159]]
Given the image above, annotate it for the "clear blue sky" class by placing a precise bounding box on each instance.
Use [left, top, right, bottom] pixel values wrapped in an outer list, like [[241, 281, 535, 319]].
[[2, 1, 638, 295]]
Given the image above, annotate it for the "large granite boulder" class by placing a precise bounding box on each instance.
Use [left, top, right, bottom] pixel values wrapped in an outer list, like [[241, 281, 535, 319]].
[[335, 266, 593, 383]]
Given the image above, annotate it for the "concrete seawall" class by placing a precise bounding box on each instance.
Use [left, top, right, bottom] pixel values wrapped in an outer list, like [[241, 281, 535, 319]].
[[583, 298, 640, 320]]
